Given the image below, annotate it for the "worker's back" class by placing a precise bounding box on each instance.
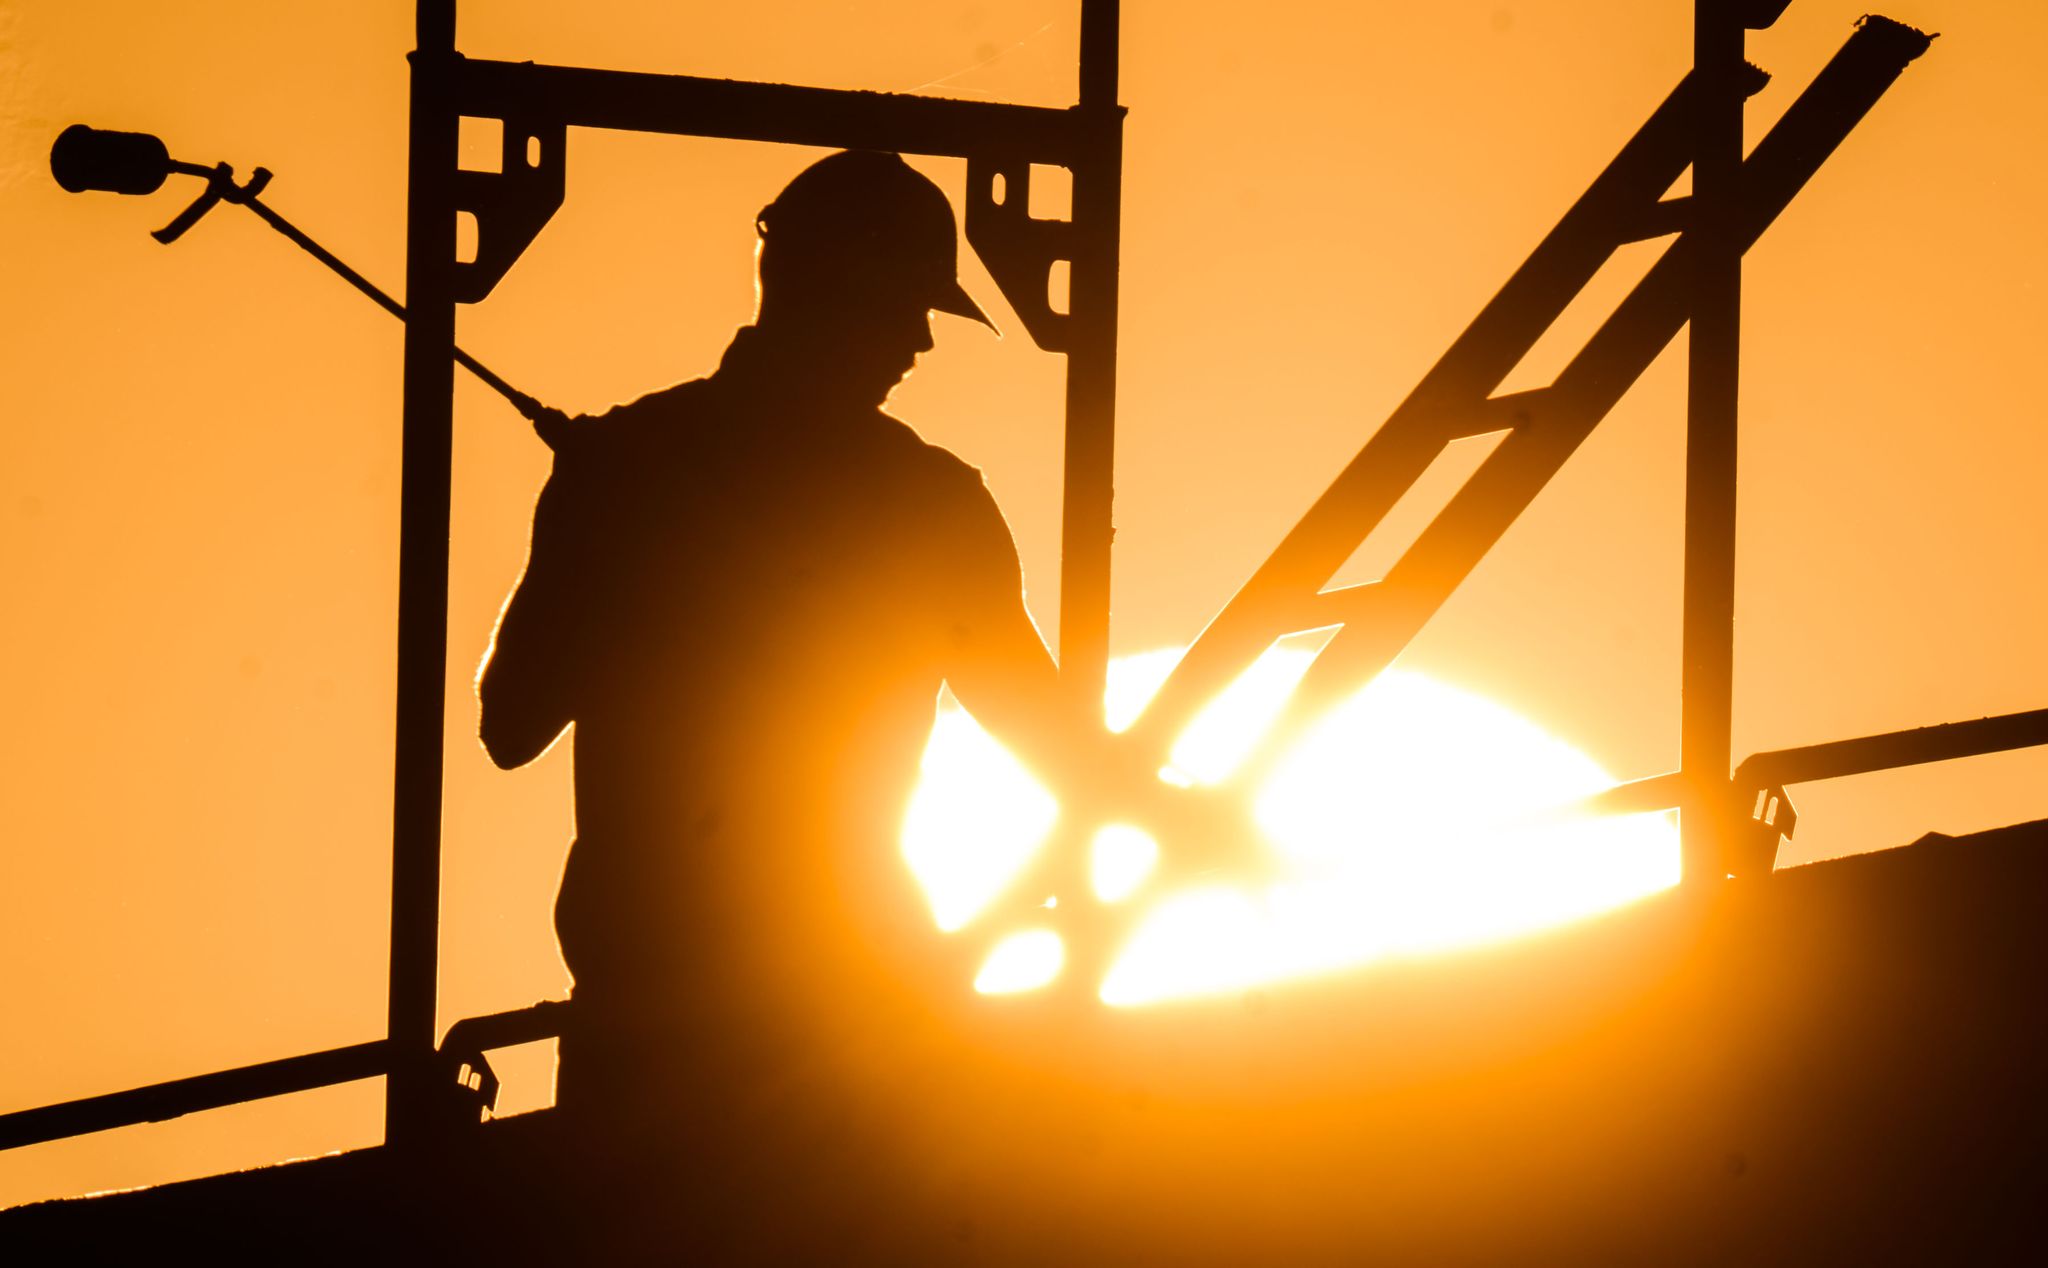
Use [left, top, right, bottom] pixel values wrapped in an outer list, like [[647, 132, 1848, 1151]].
[[483, 325, 1024, 1117], [476, 149, 1041, 1173]]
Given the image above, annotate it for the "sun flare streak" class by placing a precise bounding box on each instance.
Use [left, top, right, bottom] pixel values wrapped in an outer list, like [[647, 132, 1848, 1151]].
[[901, 647, 1680, 1005]]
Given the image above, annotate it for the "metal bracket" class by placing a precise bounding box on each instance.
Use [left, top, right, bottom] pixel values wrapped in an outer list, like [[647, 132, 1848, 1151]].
[[433, 1046, 502, 1127], [1734, 784, 1797, 878], [964, 154, 1074, 352], [426, 998, 570, 1127], [452, 111, 566, 303]]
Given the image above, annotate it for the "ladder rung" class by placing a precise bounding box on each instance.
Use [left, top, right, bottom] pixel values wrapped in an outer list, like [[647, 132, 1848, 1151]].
[[1477, 388, 1558, 434], [1624, 195, 1692, 242], [1302, 581, 1378, 630]]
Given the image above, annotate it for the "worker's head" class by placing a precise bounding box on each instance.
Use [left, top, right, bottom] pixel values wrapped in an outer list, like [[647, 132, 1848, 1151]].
[[754, 150, 994, 403]]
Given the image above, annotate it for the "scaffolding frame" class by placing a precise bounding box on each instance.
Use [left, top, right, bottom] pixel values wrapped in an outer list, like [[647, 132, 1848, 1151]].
[[383, 0, 1128, 1142], [8, 1, 2047, 1170]]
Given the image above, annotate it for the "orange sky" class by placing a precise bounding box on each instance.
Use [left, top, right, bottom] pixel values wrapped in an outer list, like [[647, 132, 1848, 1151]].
[[3, 0, 2044, 1208]]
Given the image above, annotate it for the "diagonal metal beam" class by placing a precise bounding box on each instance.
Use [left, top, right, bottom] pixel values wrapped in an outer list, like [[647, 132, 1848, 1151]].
[[1120, 18, 1933, 798]]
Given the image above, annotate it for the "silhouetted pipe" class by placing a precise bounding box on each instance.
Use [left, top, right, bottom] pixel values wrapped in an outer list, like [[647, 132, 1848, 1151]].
[[229, 190, 550, 421], [384, 0, 460, 1150], [1059, 0, 1125, 737], [0, 1041, 388, 1153], [1680, 0, 1748, 883], [49, 124, 553, 429]]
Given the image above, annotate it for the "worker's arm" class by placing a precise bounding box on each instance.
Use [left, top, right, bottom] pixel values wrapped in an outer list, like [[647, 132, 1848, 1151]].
[[938, 477, 1142, 813], [943, 585, 1108, 795], [477, 454, 592, 769], [939, 470, 1253, 887]]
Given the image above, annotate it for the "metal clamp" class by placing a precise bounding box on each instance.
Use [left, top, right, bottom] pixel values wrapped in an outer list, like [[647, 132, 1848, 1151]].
[[434, 1047, 503, 1127], [430, 999, 573, 1127], [153, 163, 273, 245], [1733, 783, 1797, 878]]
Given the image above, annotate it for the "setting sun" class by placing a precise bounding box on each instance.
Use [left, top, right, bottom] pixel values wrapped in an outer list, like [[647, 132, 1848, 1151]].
[[904, 647, 1681, 1006]]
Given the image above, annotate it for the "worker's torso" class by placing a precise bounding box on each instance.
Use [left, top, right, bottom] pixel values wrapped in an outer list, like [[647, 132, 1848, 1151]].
[[548, 371, 1002, 1017]]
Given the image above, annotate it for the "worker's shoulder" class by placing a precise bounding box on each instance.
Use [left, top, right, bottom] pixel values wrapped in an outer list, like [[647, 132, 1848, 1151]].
[[594, 378, 718, 436], [541, 379, 715, 459], [870, 413, 1013, 552], [871, 408, 989, 491]]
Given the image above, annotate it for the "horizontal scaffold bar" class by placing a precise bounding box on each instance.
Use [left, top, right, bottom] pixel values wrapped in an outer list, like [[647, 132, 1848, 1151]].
[[451, 57, 1102, 162], [1560, 707, 2048, 824]]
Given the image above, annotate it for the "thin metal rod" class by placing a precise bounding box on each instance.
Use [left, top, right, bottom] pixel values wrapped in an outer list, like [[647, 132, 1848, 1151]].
[[1566, 770, 1688, 821], [384, 0, 459, 1149], [1679, 2, 1747, 883], [234, 193, 541, 416], [0, 1042, 388, 1153]]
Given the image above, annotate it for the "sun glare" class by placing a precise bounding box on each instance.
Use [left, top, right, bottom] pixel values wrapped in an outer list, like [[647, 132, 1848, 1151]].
[[974, 928, 1066, 994], [1090, 825, 1160, 903], [901, 704, 1060, 932], [902, 647, 1680, 1006]]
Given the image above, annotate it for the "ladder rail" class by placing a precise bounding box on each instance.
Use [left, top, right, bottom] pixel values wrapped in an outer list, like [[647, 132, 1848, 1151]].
[[1121, 18, 1932, 795], [1116, 68, 1726, 761]]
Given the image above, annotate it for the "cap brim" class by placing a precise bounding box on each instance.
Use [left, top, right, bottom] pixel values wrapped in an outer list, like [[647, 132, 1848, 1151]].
[[932, 278, 999, 335]]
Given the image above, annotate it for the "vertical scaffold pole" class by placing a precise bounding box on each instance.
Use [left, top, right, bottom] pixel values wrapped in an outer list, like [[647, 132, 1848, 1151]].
[[386, 0, 459, 1145], [1682, 1, 1746, 884], [1061, 0, 1123, 716]]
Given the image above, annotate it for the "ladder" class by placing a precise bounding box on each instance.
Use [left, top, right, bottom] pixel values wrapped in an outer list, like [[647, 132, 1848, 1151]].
[[974, 14, 1937, 971], [1122, 17, 1931, 802]]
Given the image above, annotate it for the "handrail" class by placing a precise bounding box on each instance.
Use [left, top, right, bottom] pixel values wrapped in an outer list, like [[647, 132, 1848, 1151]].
[[1736, 710, 2048, 790], [0, 1040, 390, 1154], [1551, 707, 2048, 841], [0, 1000, 576, 1154]]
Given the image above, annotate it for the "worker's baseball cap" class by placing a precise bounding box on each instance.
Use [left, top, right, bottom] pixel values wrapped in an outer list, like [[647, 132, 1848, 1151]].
[[757, 150, 996, 332]]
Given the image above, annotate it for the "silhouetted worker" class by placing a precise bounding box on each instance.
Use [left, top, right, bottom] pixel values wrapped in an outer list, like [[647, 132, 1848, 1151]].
[[478, 150, 1116, 1135]]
